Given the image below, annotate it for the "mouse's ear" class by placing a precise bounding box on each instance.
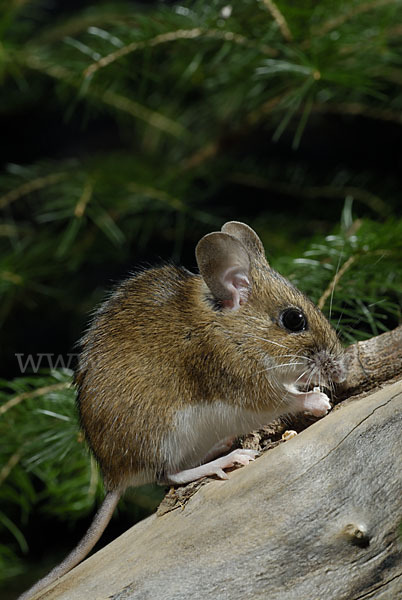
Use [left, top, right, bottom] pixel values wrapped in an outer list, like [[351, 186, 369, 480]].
[[221, 221, 268, 265], [196, 232, 251, 310]]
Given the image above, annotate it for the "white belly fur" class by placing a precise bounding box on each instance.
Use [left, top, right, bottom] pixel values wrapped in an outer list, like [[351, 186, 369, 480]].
[[160, 401, 281, 473]]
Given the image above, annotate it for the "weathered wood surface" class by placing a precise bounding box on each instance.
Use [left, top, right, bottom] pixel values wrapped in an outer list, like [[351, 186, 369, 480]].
[[38, 379, 402, 600]]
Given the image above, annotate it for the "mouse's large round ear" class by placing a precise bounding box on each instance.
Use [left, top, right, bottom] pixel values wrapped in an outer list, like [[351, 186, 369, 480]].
[[196, 232, 251, 310], [221, 221, 268, 265]]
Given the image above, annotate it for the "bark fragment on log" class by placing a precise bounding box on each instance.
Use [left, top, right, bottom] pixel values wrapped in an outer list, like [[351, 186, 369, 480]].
[[37, 380, 402, 600], [340, 324, 402, 398]]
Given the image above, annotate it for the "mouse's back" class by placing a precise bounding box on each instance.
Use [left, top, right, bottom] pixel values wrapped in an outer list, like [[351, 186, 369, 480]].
[[76, 264, 204, 488]]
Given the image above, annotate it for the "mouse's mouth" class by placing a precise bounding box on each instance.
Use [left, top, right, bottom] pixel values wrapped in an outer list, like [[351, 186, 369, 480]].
[[292, 373, 327, 394]]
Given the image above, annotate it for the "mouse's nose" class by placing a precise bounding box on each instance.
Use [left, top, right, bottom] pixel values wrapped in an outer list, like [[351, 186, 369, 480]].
[[313, 349, 347, 384]]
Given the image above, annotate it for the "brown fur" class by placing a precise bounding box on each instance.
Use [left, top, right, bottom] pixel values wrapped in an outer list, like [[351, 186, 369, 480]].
[[76, 223, 344, 490]]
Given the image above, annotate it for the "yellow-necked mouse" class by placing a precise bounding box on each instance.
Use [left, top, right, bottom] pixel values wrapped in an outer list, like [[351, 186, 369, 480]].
[[20, 221, 346, 599]]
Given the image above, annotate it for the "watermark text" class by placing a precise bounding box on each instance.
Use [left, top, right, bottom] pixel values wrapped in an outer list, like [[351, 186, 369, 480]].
[[15, 353, 79, 374]]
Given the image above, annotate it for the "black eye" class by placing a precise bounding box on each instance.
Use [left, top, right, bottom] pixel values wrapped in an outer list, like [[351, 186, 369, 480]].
[[280, 308, 307, 332]]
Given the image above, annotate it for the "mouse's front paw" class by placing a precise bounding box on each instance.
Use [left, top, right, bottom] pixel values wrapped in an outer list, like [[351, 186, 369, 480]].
[[302, 390, 331, 417], [285, 384, 332, 417]]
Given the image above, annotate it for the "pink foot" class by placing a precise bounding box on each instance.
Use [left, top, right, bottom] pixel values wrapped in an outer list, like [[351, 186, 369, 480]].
[[166, 449, 259, 485]]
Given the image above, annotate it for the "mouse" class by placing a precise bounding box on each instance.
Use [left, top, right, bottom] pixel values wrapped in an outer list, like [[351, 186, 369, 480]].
[[19, 221, 346, 599]]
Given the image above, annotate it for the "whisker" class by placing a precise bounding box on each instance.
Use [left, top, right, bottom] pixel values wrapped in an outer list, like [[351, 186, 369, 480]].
[[329, 249, 344, 321], [294, 370, 309, 384], [306, 367, 319, 392], [243, 334, 314, 362], [222, 329, 292, 352], [257, 361, 305, 374], [335, 307, 344, 334], [246, 335, 291, 351]]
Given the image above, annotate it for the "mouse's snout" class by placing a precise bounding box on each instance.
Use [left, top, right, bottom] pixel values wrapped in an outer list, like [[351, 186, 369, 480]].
[[312, 349, 347, 385]]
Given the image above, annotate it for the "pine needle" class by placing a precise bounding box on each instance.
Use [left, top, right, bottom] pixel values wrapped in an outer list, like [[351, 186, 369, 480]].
[[0, 383, 70, 416], [261, 0, 293, 42], [0, 173, 67, 209]]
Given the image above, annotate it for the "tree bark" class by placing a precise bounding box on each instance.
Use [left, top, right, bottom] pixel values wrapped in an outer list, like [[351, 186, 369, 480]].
[[34, 328, 402, 600], [340, 324, 402, 398]]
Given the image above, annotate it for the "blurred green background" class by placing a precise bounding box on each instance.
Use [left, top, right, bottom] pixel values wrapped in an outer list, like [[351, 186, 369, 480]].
[[1, 1, 401, 597]]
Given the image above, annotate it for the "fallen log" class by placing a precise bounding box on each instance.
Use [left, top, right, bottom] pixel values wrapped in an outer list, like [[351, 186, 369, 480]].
[[34, 328, 402, 600]]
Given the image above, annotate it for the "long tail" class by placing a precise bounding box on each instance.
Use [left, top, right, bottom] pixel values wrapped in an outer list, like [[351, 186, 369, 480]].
[[18, 489, 121, 600]]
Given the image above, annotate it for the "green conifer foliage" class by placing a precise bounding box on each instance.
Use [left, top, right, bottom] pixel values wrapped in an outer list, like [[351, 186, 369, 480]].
[[0, 0, 401, 588]]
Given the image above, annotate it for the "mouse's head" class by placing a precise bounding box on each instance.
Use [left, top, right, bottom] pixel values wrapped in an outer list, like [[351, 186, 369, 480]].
[[196, 221, 346, 393]]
